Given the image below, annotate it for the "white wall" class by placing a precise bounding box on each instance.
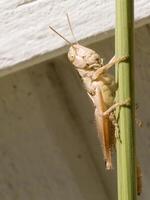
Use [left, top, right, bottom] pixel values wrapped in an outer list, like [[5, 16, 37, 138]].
[[0, 0, 150, 76]]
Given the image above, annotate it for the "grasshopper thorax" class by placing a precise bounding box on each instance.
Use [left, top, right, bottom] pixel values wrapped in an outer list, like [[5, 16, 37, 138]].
[[68, 44, 102, 70]]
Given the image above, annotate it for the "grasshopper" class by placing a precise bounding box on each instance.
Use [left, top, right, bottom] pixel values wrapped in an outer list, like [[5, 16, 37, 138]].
[[68, 44, 130, 170], [49, 15, 142, 195], [49, 15, 129, 170]]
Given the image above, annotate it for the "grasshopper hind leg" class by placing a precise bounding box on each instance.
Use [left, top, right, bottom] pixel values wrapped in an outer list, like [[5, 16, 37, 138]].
[[94, 88, 113, 170], [109, 112, 122, 143]]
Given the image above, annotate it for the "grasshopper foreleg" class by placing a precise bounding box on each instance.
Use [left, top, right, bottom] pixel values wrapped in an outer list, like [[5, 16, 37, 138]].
[[92, 56, 129, 80]]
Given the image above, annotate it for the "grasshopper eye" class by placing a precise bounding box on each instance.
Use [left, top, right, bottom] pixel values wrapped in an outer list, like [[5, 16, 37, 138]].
[[96, 57, 100, 62], [68, 51, 75, 62], [70, 54, 74, 61]]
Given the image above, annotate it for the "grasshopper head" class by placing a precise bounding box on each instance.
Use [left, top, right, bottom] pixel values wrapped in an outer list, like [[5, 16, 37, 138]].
[[68, 44, 102, 69], [49, 23, 101, 69]]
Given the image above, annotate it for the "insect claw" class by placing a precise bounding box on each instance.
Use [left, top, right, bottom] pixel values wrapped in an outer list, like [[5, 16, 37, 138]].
[[116, 55, 129, 63]]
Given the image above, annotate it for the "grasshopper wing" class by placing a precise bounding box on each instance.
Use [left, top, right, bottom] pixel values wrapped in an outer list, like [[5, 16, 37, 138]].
[[94, 86, 114, 170]]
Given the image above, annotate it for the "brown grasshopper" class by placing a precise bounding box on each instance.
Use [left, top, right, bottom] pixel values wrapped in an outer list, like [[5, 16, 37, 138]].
[[49, 15, 142, 195], [68, 44, 130, 169], [49, 16, 129, 170]]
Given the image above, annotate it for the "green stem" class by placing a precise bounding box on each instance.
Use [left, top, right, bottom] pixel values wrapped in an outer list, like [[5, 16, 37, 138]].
[[115, 0, 137, 200]]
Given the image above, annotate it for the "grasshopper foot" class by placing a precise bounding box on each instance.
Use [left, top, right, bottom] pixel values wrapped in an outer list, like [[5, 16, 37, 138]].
[[114, 55, 129, 63]]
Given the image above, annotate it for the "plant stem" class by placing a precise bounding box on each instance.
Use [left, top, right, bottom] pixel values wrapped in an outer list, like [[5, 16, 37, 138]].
[[115, 0, 137, 200]]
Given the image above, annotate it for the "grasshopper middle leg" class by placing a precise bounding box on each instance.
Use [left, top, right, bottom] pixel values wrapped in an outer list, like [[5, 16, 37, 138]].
[[99, 98, 130, 117]]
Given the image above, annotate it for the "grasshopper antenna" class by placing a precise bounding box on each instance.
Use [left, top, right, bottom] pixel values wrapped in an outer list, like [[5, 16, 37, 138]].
[[66, 13, 78, 44], [49, 26, 72, 45]]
